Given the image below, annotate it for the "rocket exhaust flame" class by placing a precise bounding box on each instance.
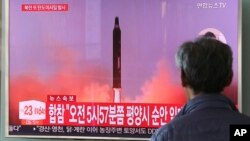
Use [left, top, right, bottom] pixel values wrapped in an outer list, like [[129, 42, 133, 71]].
[[113, 88, 121, 103]]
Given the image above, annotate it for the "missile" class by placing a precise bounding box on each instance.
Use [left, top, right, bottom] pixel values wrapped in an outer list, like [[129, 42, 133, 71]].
[[113, 17, 121, 103], [113, 17, 121, 89]]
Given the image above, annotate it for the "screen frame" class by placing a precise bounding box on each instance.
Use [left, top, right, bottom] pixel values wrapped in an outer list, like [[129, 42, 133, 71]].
[[2, 0, 243, 140]]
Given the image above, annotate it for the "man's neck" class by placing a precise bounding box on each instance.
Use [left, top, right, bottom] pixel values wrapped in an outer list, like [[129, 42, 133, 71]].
[[185, 86, 196, 100]]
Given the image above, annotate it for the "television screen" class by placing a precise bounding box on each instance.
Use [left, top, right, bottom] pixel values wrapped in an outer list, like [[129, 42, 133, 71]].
[[5, 0, 241, 140]]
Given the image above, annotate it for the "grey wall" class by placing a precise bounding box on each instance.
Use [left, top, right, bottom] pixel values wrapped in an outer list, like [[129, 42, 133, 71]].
[[242, 0, 250, 116], [1, 0, 250, 141]]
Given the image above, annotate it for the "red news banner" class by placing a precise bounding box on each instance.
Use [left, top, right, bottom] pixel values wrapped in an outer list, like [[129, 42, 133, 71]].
[[19, 95, 182, 128], [22, 4, 68, 11]]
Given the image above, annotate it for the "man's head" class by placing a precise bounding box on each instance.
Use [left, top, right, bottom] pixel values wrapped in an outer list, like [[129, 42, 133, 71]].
[[176, 36, 233, 95]]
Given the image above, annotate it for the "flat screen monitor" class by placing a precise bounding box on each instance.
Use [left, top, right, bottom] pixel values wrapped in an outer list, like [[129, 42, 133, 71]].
[[3, 0, 241, 140]]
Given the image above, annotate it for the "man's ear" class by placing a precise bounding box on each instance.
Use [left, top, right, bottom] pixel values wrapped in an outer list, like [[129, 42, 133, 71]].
[[181, 69, 187, 87]]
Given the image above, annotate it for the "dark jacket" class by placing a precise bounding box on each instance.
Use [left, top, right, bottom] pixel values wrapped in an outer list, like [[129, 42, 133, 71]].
[[150, 94, 250, 141]]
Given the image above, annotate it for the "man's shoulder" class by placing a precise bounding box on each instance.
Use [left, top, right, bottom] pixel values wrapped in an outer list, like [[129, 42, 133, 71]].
[[230, 112, 250, 123], [150, 123, 172, 141], [150, 110, 250, 141], [150, 117, 183, 141]]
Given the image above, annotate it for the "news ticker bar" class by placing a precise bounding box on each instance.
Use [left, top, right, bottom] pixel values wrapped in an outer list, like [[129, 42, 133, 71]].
[[9, 125, 158, 138], [9, 124, 250, 139]]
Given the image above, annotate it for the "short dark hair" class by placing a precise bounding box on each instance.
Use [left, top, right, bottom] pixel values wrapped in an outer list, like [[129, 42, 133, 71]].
[[176, 37, 233, 94]]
